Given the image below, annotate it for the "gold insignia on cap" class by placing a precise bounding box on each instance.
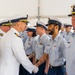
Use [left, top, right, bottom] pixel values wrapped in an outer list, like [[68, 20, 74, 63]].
[[2, 22, 12, 26], [72, 12, 75, 14], [19, 19, 28, 22]]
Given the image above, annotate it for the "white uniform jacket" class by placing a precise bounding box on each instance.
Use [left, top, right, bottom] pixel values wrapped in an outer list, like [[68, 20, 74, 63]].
[[0, 29, 5, 41], [0, 28, 37, 75]]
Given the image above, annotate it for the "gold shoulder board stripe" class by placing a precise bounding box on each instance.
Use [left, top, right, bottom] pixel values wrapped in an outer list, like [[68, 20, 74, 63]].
[[14, 33, 20, 38], [0, 33, 3, 36]]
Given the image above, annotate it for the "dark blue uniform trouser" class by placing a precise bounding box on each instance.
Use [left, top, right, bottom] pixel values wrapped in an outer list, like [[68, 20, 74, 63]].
[[47, 65, 65, 75], [19, 58, 35, 75], [19, 65, 27, 75], [36, 61, 46, 75]]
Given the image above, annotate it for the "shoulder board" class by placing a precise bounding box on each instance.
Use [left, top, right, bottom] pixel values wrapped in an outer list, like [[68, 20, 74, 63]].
[[14, 33, 20, 38], [0, 33, 3, 36]]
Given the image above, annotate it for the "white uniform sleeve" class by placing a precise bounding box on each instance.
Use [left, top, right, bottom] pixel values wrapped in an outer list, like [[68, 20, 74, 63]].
[[12, 38, 37, 73]]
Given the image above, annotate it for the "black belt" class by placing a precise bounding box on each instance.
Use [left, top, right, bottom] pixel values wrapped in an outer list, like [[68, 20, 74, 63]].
[[50, 65, 63, 68]]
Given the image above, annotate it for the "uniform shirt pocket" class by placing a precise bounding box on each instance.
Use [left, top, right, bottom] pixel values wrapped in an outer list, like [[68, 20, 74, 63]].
[[27, 42, 31, 47], [52, 46, 60, 58]]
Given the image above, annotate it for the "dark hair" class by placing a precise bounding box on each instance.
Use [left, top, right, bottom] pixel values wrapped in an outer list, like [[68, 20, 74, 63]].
[[49, 23, 61, 31], [32, 31, 37, 37], [54, 24, 61, 31]]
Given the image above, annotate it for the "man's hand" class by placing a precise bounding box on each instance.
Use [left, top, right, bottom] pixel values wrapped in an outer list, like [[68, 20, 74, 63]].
[[44, 68, 49, 74], [32, 65, 39, 74], [35, 53, 48, 67]]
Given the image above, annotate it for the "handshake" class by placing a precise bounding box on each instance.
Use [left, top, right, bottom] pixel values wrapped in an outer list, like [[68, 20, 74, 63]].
[[32, 65, 39, 74]]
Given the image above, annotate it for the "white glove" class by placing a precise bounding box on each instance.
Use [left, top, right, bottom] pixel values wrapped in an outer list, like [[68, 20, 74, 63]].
[[32, 65, 39, 73]]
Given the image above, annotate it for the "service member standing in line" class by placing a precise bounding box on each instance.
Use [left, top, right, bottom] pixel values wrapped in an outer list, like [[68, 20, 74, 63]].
[[0, 17, 38, 75], [34, 21, 50, 75], [59, 24, 66, 38], [35, 18, 67, 75], [24, 27, 37, 59], [64, 23, 72, 42], [20, 27, 37, 75]]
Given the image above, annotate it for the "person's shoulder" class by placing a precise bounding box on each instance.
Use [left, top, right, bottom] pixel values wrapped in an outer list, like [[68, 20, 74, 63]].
[[42, 34, 50, 40]]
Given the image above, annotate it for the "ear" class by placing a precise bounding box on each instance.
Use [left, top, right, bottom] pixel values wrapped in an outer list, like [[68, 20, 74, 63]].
[[17, 22, 21, 27], [70, 27, 72, 29], [55, 25, 59, 29]]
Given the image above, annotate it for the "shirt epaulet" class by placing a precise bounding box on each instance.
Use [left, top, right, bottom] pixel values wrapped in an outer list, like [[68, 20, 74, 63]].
[[0, 33, 3, 36], [14, 33, 20, 38]]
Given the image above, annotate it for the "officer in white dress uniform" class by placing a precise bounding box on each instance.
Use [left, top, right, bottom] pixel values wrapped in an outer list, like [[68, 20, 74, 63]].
[[0, 20, 11, 41], [0, 17, 38, 75], [0, 20, 11, 66], [66, 5, 75, 75], [35, 18, 67, 75]]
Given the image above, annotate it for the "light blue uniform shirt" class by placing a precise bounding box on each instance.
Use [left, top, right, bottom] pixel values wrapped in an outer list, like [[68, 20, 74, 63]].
[[66, 33, 75, 75], [64, 31, 73, 42], [24, 37, 37, 55], [35, 33, 50, 60], [44, 34, 66, 66], [20, 31, 28, 44], [59, 31, 66, 38]]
